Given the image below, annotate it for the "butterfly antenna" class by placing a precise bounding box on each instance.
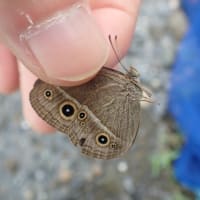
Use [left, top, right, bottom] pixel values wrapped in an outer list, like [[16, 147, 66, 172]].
[[109, 35, 154, 104], [108, 35, 129, 73]]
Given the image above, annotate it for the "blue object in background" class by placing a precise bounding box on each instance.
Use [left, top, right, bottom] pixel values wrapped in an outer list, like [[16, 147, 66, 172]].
[[168, 0, 200, 195]]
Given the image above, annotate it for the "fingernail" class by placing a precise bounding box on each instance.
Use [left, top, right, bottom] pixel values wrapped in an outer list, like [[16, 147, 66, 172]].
[[21, 4, 109, 81]]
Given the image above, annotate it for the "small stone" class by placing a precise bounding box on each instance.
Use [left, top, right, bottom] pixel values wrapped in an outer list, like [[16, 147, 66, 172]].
[[169, 0, 180, 10], [23, 189, 35, 200], [168, 10, 187, 40], [56, 168, 72, 185], [20, 120, 31, 131], [117, 161, 128, 173], [123, 177, 135, 194], [5, 159, 19, 174], [151, 78, 161, 90], [91, 164, 102, 177]]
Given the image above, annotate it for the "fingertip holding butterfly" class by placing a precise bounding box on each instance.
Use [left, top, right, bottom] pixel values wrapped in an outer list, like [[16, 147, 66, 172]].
[[29, 66, 152, 159]]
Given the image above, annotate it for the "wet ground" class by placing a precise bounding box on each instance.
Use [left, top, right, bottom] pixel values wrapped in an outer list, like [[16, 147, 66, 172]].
[[0, 0, 194, 200]]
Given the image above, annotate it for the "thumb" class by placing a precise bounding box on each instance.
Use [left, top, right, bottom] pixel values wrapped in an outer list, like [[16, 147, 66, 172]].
[[0, 0, 109, 85]]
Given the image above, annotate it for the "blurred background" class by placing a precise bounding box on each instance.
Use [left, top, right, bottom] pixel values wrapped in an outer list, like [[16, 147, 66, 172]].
[[1, 0, 199, 199]]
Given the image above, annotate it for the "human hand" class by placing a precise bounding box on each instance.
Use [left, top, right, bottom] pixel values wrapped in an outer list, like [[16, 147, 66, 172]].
[[0, 0, 140, 133]]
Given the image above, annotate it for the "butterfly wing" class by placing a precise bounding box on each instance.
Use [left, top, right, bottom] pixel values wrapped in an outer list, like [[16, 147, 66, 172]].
[[61, 67, 142, 158], [30, 67, 142, 159]]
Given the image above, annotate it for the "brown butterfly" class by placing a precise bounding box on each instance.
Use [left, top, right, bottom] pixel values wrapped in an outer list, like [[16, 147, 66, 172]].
[[29, 36, 151, 159]]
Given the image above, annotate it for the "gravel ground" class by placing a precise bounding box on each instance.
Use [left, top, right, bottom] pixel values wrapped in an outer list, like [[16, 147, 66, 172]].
[[0, 1, 191, 200]]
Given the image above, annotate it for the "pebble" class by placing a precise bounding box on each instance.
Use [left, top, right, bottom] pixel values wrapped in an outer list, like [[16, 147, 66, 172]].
[[20, 120, 31, 131], [4, 159, 19, 174], [91, 163, 103, 177], [57, 168, 72, 184], [168, 10, 188, 40], [23, 189, 35, 200], [117, 161, 128, 173], [123, 177, 135, 194]]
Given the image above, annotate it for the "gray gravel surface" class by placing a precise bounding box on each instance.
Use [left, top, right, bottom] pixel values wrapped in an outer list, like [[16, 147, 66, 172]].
[[0, 1, 189, 200]]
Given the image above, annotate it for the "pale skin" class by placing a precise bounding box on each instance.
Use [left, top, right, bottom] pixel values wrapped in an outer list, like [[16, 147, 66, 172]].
[[0, 0, 141, 133]]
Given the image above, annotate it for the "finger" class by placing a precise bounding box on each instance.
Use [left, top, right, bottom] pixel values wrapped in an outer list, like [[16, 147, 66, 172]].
[[0, 43, 19, 94], [91, 0, 141, 67], [19, 61, 55, 133], [0, 0, 109, 86]]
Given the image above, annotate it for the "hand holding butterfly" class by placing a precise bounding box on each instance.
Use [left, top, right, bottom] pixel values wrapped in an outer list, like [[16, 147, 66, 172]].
[[0, 0, 140, 133]]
